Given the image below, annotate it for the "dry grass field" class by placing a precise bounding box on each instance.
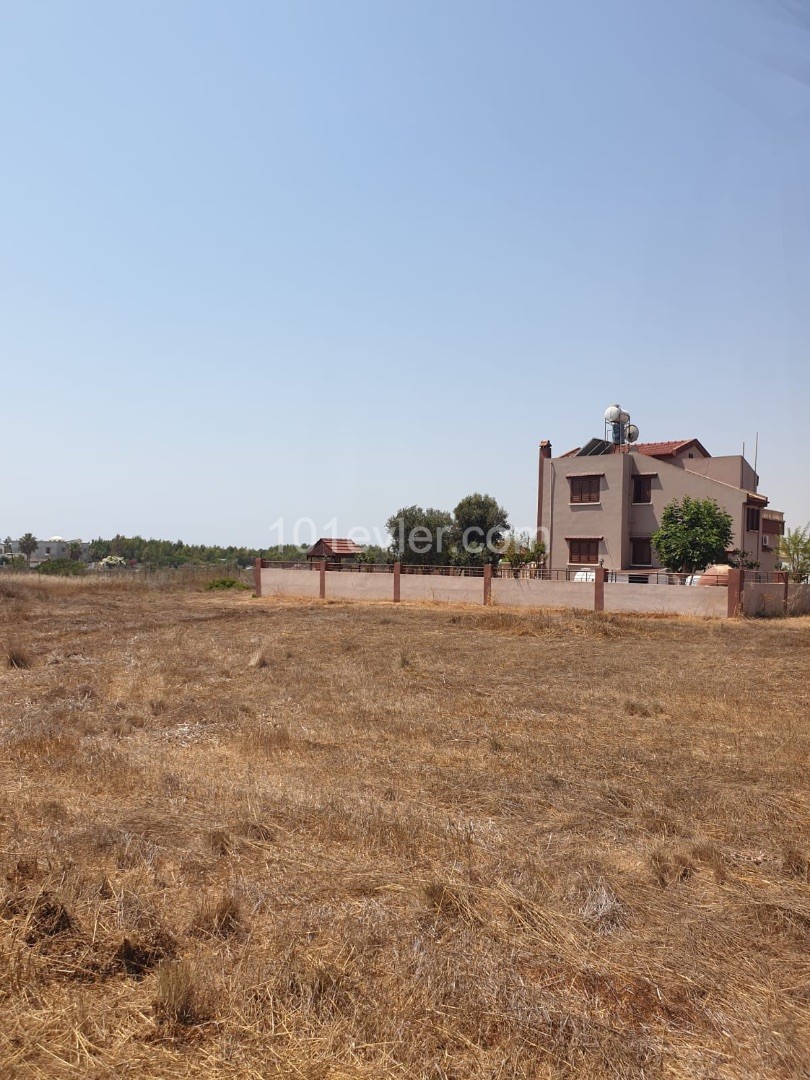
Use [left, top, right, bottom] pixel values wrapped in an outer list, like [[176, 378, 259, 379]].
[[1, 575, 808, 1079]]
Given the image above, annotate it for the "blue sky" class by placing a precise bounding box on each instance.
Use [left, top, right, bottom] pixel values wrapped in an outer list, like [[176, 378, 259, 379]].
[[2, 0, 808, 547]]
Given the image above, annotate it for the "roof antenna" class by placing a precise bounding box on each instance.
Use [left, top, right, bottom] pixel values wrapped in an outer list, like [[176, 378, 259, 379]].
[[753, 432, 759, 474]]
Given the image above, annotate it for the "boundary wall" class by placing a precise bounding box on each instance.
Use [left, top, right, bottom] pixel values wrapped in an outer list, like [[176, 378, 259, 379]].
[[255, 563, 804, 618], [743, 580, 810, 617]]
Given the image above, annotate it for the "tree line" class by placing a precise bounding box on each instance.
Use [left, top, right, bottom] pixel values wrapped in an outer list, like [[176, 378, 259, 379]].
[[0, 534, 309, 570], [5, 503, 808, 578], [85, 536, 306, 568]]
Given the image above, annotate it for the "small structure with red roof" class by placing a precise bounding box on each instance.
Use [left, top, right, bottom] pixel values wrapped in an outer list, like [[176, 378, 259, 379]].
[[307, 538, 364, 565]]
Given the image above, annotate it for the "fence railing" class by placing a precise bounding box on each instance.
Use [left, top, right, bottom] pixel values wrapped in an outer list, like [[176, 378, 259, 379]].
[[324, 562, 395, 573], [400, 564, 485, 577], [259, 560, 314, 570], [494, 567, 591, 582], [259, 561, 741, 587], [607, 570, 723, 586], [259, 560, 487, 577], [740, 571, 789, 584]]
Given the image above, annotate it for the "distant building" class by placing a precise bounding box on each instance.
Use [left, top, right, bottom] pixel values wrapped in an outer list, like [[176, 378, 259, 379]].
[[4, 536, 91, 566], [306, 538, 364, 565], [537, 411, 784, 573]]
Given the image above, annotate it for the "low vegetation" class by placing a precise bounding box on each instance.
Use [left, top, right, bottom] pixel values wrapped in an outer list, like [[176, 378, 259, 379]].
[[205, 577, 250, 591], [85, 535, 308, 568], [780, 523, 810, 582], [35, 558, 87, 577], [0, 579, 807, 1078]]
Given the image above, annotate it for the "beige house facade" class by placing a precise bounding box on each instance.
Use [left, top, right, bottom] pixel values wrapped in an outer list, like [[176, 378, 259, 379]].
[[536, 437, 784, 573], [4, 536, 91, 566]]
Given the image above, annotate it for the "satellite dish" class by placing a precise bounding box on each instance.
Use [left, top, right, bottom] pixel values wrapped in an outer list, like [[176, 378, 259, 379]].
[[604, 404, 622, 423], [626, 424, 639, 443]]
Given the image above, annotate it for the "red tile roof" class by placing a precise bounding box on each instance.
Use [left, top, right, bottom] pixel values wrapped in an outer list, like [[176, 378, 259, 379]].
[[630, 439, 710, 458], [307, 538, 364, 556], [561, 437, 712, 459], [635, 438, 699, 455]]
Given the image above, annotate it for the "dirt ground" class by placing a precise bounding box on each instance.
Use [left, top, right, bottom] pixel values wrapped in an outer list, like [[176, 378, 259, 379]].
[[1, 576, 808, 1078]]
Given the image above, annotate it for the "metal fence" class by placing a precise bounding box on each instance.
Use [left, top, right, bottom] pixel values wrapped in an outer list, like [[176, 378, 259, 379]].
[[400, 564, 485, 577], [324, 562, 395, 573], [259, 560, 487, 577], [493, 567, 589, 582], [259, 560, 745, 586]]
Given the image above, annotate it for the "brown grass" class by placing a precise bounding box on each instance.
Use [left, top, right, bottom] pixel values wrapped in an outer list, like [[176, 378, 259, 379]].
[[6, 643, 32, 670], [0, 578, 808, 1077]]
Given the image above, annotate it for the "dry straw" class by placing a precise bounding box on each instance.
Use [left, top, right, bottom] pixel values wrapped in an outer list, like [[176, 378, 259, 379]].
[[0, 575, 808, 1077]]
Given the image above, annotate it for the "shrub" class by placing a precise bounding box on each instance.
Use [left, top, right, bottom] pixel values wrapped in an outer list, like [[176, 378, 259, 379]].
[[205, 577, 249, 591], [7, 645, 32, 670], [154, 959, 213, 1025], [98, 555, 127, 570], [189, 892, 243, 938], [36, 559, 87, 577]]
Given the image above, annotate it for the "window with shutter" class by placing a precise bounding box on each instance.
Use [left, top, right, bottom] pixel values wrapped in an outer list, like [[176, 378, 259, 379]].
[[632, 475, 652, 503], [569, 476, 601, 504], [568, 539, 600, 564]]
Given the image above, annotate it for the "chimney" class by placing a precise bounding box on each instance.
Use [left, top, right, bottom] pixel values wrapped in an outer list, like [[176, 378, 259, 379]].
[[536, 441, 552, 540]]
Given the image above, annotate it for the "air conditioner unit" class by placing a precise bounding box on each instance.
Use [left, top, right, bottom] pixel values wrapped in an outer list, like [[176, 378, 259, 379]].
[[761, 535, 771, 550]]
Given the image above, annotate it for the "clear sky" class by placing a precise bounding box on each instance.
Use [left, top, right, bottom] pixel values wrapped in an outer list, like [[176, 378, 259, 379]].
[[2, 0, 808, 547]]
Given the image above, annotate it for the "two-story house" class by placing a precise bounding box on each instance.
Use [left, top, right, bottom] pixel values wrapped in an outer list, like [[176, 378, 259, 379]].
[[536, 430, 784, 573]]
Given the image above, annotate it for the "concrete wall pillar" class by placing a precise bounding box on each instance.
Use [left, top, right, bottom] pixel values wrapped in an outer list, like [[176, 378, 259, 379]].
[[778, 570, 789, 615], [393, 562, 401, 602], [483, 563, 492, 605], [727, 567, 744, 617], [253, 558, 262, 597], [594, 565, 606, 611]]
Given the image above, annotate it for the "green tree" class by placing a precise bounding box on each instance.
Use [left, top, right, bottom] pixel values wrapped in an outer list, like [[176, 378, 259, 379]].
[[264, 544, 310, 563], [452, 493, 510, 566], [88, 538, 111, 561], [357, 544, 393, 566], [726, 548, 760, 570], [500, 531, 546, 577], [18, 533, 38, 568], [386, 506, 454, 566], [779, 523, 810, 583], [651, 497, 733, 574]]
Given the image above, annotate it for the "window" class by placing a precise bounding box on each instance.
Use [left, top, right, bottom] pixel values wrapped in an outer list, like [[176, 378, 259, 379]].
[[746, 507, 761, 532], [568, 538, 600, 564], [569, 475, 601, 504], [631, 538, 652, 566], [632, 475, 652, 503]]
